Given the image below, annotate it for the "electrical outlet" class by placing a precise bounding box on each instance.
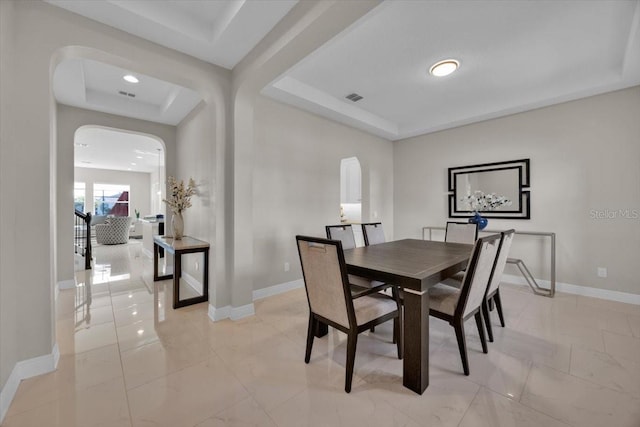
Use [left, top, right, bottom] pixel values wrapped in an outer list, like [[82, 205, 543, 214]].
[[597, 267, 607, 278], [284, 262, 290, 272]]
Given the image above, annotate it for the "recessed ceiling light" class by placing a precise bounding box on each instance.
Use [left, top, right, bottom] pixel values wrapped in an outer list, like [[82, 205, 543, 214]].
[[123, 74, 139, 83], [429, 59, 460, 77], [136, 156, 143, 159], [130, 162, 137, 166]]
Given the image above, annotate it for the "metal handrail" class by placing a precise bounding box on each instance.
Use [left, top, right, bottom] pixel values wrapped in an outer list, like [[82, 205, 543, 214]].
[[74, 210, 92, 270], [422, 226, 555, 297]]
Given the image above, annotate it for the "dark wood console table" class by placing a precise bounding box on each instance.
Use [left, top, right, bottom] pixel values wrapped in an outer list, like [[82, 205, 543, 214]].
[[153, 235, 209, 309]]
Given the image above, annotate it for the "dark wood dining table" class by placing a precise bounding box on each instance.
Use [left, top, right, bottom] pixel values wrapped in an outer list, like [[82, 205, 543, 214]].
[[342, 238, 473, 394]]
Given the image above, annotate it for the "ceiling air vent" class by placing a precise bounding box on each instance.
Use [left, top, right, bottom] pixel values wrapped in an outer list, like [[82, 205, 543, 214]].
[[345, 93, 363, 102], [118, 90, 136, 98]]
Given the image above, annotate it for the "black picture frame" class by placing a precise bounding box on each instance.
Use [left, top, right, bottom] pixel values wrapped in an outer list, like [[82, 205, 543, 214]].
[[448, 158, 530, 219]]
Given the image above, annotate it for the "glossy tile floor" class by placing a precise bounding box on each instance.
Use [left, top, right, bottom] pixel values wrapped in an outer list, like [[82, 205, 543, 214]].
[[3, 241, 640, 426]]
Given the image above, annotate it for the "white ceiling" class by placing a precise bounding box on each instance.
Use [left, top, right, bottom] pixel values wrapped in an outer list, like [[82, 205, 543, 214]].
[[75, 126, 164, 173], [54, 58, 202, 126], [45, 0, 298, 69], [49, 0, 298, 173], [265, 1, 640, 140], [47, 0, 640, 143]]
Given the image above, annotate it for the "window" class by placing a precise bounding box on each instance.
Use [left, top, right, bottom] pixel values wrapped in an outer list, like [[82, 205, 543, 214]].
[[93, 183, 130, 216], [74, 182, 86, 212]]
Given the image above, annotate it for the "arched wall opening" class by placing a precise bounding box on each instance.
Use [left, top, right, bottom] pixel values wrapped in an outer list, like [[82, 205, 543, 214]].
[[49, 44, 225, 316], [73, 125, 166, 219]]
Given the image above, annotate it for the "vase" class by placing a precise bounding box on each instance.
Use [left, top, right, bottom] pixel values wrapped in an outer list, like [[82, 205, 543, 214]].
[[172, 212, 184, 240], [469, 211, 488, 231]]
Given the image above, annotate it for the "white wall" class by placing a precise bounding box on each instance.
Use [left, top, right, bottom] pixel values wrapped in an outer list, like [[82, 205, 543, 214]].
[[394, 86, 640, 296], [0, 0, 230, 405], [230, 0, 380, 309], [0, 0, 19, 411], [175, 102, 222, 304], [252, 95, 394, 290], [74, 167, 151, 218]]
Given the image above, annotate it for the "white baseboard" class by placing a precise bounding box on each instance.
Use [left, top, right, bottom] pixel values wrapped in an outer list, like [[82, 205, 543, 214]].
[[208, 304, 231, 322], [252, 279, 304, 301], [207, 303, 255, 322], [0, 343, 59, 424], [207, 279, 304, 323], [502, 274, 640, 305], [182, 271, 203, 295], [230, 303, 255, 320]]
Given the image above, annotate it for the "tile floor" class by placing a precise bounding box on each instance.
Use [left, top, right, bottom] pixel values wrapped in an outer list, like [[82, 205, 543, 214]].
[[3, 241, 640, 426]]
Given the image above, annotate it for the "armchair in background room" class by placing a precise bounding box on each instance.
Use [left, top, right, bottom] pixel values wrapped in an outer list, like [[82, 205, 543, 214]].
[[95, 216, 132, 245]]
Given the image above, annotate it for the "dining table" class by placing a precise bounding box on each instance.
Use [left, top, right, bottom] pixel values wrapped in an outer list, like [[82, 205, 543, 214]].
[[342, 238, 473, 394]]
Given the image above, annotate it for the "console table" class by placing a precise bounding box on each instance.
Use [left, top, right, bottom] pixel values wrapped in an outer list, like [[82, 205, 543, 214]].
[[153, 235, 210, 308], [422, 226, 556, 297]]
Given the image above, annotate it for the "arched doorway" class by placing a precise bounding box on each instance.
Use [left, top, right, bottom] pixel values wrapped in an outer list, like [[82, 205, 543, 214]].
[[340, 156, 362, 223]]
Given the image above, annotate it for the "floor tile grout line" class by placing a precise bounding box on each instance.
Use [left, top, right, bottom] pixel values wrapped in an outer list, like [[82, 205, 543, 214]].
[[454, 386, 482, 427], [515, 362, 584, 427], [565, 344, 640, 399], [106, 265, 136, 426]]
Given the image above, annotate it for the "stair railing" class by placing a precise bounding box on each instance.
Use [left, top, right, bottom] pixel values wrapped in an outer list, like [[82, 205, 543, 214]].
[[74, 210, 92, 270]]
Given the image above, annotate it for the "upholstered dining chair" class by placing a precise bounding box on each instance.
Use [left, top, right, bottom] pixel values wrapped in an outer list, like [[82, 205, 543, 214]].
[[296, 235, 402, 392], [428, 234, 501, 375], [326, 225, 390, 296], [482, 229, 515, 342], [362, 222, 385, 246], [445, 222, 478, 245], [326, 224, 395, 336]]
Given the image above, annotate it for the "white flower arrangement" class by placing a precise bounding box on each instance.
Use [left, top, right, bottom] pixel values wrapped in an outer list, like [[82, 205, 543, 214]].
[[460, 190, 512, 212], [163, 176, 196, 214]]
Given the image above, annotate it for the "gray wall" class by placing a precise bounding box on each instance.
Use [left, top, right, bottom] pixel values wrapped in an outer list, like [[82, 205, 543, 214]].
[[394, 86, 640, 295], [252, 95, 394, 290]]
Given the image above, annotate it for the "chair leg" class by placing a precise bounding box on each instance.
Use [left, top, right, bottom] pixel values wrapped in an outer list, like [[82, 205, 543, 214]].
[[345, 331, 358, 393], [394, 315, 403, 359], [392, 286, 401, 347], [474, 310, 488, 354], [453, 321, 470, 375], [482, 299, 494, 343], [305, 315, 316, 363], [494, 289, 506, 327]]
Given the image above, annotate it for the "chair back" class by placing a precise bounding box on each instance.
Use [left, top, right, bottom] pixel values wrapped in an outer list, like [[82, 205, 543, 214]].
[[486, 230, 515, 296], [296, 236, 353, 328], [457, 234, 501, 318], [362, 222, 385, 246], [445, 222, 478, 244], [325, 225, 356, 250]]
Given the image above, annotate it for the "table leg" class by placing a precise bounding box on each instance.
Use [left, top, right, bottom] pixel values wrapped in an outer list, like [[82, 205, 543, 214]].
[[153, 243, 159, 281], [173, 253, 181, 309], [402, 288, 429, 394], [203, 248, 209, 301]]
